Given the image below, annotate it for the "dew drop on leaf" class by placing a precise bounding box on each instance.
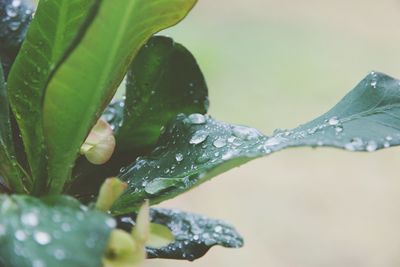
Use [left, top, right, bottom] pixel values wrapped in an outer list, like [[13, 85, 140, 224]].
[[175, 153, 184, 162], [188, 113, 206, 125], [366, 141, 378, 152], [189, 130, 208, 145], [213, 138, 226, 148], [328, 116, 339, 126], [14, 230, 27, 241], [20, 211, 39, 227], [34, 231, 51, 245]]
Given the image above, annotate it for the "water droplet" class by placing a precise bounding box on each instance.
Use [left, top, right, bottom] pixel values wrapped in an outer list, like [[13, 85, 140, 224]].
[[175, 153, 184, 162], [383, 141, 390, 148], [345, 137, 364, 151], [328, 116, 339, 126], [32, 259, 45, 267], [335, 126, 343, 133], [21, 212, 39, 226], [214, 225, 222, 233], [232, 126, 262, 140], [371, 80, 377, 88], [264, 136, 286, 147], [188, 113, 206, 125], [386, 136, 393, 141], [12, 0, 21, 7], [54, 249, 66, 260], [6, 6, 17, 17], [15, 230, 27, 241], [366, 141, 378, 152], [193, 235, 199, 241], [189, 130, 208, 145], [34, 231, 51, 245], [8, 21, 20, 31], [213, 138, 226, 148]]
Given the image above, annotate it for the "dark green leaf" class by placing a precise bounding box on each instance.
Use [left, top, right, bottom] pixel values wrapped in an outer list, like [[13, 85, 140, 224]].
[[0, 64, 26, 193], [117, 208, 243, 261], [111, 72, 400, 214], [7, 0, 99, 194], [0, 0, 34, 78], [43, 0, 198, 195], [0, 195, 114, 267], [117, 36, 209, 151]]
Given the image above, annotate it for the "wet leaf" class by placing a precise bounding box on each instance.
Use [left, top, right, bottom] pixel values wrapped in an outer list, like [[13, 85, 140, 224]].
[[7, 0, 99, 194], [0, 195, 114, 267], [112, 72, 400, 214], [43, 0, 198, 195], [117, 36, 209, 151], [0, 64, 26, 193], [117, 208, 243, 261]]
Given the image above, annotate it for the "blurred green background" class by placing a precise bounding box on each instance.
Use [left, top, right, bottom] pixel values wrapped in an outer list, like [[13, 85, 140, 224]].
[[142, 1, 400, 267]]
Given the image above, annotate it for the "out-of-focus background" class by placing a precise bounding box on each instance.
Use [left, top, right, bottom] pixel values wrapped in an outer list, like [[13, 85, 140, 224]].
[[144, 1, 400, 267]]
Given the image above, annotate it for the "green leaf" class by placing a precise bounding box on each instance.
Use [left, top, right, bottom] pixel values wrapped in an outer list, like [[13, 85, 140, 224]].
[[43, 0, 198, 195], [117, 35, 209, 150], [7, 0, 99, 194], [0, 195, 114, 267], [117, 208, 243, 261], [111, 72, 400, 214], [0, 64, 26, 193], [0, 0, 34, 78]]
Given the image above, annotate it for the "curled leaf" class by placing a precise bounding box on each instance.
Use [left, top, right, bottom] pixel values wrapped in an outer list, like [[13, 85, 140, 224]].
[[81, 119, 116, 165], [131, 200, 150, 244], [96, 178, 127, 212]]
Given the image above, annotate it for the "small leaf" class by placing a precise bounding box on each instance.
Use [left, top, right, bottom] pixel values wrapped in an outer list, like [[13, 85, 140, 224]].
[[95, 178, 127, 212], [111, 72, 400, 214], [147, 223, 174, 249], [43, 0, 198, 194], [117, 36, 209, 150], [117, 208, 244, 261], [132, 200, 150, 244], [0, 195, 114, 267], [81, 119, 116, 165], [0, 0, 34, 77]]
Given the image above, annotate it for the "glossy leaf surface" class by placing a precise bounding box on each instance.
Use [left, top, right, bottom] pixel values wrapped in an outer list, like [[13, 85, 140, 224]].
[[112, 72, 400, 214], [0, 195, 114, 267], [43, 0, 197, 194], [7, 0, 98, 194], [0, 64, 25, 193], [117, 36, 209, 150]]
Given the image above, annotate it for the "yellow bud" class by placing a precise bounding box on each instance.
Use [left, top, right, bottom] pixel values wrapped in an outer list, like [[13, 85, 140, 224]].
[[96, 178, 127, 212]]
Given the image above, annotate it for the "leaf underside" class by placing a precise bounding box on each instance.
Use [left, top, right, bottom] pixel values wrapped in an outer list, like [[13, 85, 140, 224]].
[[112, 72, 400, 214], [117, 208, 243, 261]]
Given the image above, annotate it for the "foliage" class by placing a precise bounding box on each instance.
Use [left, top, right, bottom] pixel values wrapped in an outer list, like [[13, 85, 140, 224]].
[[0, 0, 399, 266]]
